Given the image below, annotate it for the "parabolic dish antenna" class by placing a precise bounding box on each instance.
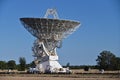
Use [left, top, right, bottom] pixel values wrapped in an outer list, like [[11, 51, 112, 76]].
[[20, 9, 80, 73]]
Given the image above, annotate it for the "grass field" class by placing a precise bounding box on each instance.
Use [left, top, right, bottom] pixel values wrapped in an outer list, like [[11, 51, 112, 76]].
[[0, 77, 119, 80], [0, 69, 120, 80], [0, 73, 120, 80]]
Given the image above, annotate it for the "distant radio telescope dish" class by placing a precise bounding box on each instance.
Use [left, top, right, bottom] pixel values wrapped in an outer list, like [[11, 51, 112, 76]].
[[20, 8, 80, 73]]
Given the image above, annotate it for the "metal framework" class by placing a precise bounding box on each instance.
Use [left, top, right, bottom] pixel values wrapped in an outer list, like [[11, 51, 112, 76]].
[[20, 18, 80, 41], [44, 8, 59, 19], [20, 9, 80, 73]]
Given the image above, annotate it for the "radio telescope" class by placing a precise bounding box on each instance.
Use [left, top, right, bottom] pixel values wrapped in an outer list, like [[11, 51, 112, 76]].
[[20, 9, 80, 73]]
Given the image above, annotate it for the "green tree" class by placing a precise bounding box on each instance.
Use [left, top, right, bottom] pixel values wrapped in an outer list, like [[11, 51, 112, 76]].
[[114, 57, 120, 70], [30, 61, 36, 68], [84, 66, 90, 71], [96, 50, 116, 70], [7, 60, 16, 70], [26, 61, 36, 69], [0, 61, 7, 70], [19, 57, 26, 71], [66, 62, 70, 67]]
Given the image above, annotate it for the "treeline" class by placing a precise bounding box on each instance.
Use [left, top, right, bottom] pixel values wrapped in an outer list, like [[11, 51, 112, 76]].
[[0, 57, 35, 71], [63, 65, 98, 69], [0, 50, 120, 71], [64, 50, 120, 71], [96, 50, 120, 70]]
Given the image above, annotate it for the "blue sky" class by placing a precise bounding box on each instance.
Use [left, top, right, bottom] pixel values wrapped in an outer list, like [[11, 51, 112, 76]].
[[0, 0, 120, 65]]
